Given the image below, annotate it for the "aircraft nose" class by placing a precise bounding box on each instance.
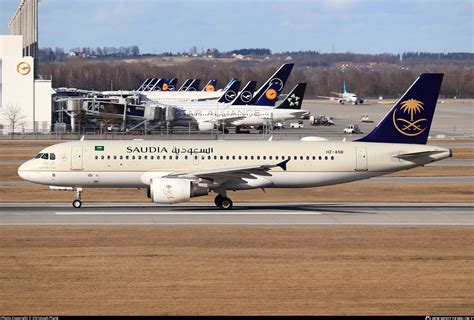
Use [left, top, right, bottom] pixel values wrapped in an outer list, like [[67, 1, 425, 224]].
[[17, 161, 31, 181]]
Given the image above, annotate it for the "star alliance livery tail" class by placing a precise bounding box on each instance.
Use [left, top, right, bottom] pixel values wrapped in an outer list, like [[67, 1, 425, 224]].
[[275, 83, 306, 110], [217, 80, 241, 103], [231, 81, 257, 105], [203, 79, 218, 91], [357, 73, 444, 145], [250, 63, 294, 104]]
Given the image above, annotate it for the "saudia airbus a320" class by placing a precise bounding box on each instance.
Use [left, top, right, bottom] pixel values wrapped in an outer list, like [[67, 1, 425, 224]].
[[18, 73, 451, 209]]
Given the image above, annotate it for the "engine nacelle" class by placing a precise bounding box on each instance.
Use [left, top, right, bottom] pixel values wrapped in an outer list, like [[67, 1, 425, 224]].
[[198, 122, 215, 131], [150, 178, 208, 204]]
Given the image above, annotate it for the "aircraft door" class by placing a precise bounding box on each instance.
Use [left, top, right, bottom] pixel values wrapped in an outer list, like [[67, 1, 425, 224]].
[[355, 146, 368, 171], [71, 146, 84, 170]]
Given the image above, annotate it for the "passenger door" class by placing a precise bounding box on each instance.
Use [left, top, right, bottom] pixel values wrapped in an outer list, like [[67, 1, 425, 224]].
[[355, 146, 368, 171]]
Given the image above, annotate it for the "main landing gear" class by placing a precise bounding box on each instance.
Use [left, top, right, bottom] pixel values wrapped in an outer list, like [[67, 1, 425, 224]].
[[214, 194, 233, 210], [72, 188, 83, 208]]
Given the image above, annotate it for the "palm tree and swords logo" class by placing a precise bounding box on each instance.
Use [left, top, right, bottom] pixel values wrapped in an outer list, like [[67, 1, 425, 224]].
[[392, 98, 428, 136]]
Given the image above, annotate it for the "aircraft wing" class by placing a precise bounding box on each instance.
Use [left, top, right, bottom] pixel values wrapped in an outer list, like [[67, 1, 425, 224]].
[[163, 159, 290, 184]]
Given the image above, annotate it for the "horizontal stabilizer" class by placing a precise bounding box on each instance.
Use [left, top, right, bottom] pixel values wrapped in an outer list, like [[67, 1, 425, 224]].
[[394, 150, 445, 160]]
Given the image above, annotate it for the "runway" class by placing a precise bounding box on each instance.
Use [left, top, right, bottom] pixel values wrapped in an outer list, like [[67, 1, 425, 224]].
[[0, 202, 472, 226]]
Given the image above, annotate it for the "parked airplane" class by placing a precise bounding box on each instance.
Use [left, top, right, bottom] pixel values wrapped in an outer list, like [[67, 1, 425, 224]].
[[319, 80, 364, 105], [18, 74, 449, 209]]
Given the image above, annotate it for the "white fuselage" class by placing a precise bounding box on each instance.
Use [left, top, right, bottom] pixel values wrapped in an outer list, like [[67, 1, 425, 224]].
[[171, 104, 306, 128], [18, 140, 450, 191]]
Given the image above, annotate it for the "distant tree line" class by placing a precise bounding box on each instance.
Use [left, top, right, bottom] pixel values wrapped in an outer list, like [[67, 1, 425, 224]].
[[38, 46, 140, 62], [227, 48, 272, 56], [39, 55, 474, 98]]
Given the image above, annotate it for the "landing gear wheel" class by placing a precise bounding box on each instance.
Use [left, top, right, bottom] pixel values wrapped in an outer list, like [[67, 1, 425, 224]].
[[219, 197, 233, 210], [214, 194, 223, 207], [72, 199, 82, 208]]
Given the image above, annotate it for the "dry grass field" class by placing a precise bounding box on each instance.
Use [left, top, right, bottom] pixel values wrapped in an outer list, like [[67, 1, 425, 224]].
[[0, 227, 472, 315]]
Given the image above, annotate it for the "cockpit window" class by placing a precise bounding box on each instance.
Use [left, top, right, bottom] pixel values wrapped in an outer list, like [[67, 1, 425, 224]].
[[41, 153, 49, 160], [34, 153, 43, 159], [50, 153, 56, 160]]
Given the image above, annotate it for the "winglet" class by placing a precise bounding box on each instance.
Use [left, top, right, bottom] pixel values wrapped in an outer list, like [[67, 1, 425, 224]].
[[277, 158, 290, 171]]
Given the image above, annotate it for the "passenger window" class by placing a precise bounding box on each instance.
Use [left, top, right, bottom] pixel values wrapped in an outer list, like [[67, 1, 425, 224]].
[[156, 156, 160, 160], [101, 155, 105, 160], [150, 156, 153, 160], [238, 156, 242, 160], [120, 155, 123, 160], [41, 153, 49, 160], [208, 156, 211, 160], [214, 156, 217, 160], [169, 156, 172, 160], [293, 156, 297, 160], [300, 156, 303, 160], [319, 156, 322, 160], [269, 156, 272, 160], [232, 156, 235, 160], [144, 156, 147, 160], [325, 156, 328, 160], [263, 156, 266, 160], [138, 156, 141, 160], [331, 156, 334, 160], [126, 155, 129, 160], [220, 156, 223, 160], [132, 156, 135, 160], [50, 153, 56, 160], [251, 156, 254, 160], [107, 155, 111, 160], [113, 155, 117, 160], [201, 156, 205, 160], [185, 155, 188, 160], [257, 156, 260, 160], [226, 156, 229, 160], [275, 156, 279, 160], [312, 156, 316, 160], [95, 155, 98, 160], [306, 156, 309, 160], [244, 156, 248, 160]]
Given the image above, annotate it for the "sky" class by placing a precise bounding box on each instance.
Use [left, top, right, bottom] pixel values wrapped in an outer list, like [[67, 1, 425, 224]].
[[0, 0, 472, 54]]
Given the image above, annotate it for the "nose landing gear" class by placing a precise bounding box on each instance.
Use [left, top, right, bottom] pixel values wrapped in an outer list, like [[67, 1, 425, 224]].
[[72, 188, 83, 208]]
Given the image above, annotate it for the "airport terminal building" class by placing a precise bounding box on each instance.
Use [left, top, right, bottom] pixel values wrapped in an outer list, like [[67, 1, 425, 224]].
[[0, 35, 53, 135]]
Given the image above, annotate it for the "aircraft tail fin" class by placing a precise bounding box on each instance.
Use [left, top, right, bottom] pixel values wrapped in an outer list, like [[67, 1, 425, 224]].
[[231, 81, 257, 105], [254, 82, 280, 106], [137, 78, 151, 91], [275, 83, 306, 109], [203, 79, 218, 91], [168, 78, 177, 91], [217, 80, 241, 103], [186, 79, 201, 91], [178, 79, 193, 91], [251, 63, 294, 104], [150, 78, 165, 91], [343, 80, 347, 94], [357, 73, 444, 144]]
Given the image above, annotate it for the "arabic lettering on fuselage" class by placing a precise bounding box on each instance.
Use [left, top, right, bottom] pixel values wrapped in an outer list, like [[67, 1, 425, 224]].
[[177, 108, 266, 119], [126, 146, 214, 154]]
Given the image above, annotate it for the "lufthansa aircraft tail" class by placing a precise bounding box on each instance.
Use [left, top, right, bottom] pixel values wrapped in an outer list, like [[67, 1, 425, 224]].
[[253, 82, 280, 106], [217, 80, 241, 103], [186, 79, 201, 91], [178, 79, 193, 91], [167, 78, 178, 91], [203, 79, 218, 91], [250, 63, 294, 104], [231, 81, 257, 105], [275, 83, 307, 110], [357, 73, 443, 144]]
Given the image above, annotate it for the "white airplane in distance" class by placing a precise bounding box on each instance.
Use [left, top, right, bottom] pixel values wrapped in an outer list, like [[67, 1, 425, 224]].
[[18, 74, 451, 210], [167, 82, 308, 131], [319, 80, 364, 105]]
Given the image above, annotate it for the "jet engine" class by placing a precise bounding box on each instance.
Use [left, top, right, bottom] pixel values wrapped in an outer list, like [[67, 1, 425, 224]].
[[150, 178, 208, 204], [198, 122, 215, 131]]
